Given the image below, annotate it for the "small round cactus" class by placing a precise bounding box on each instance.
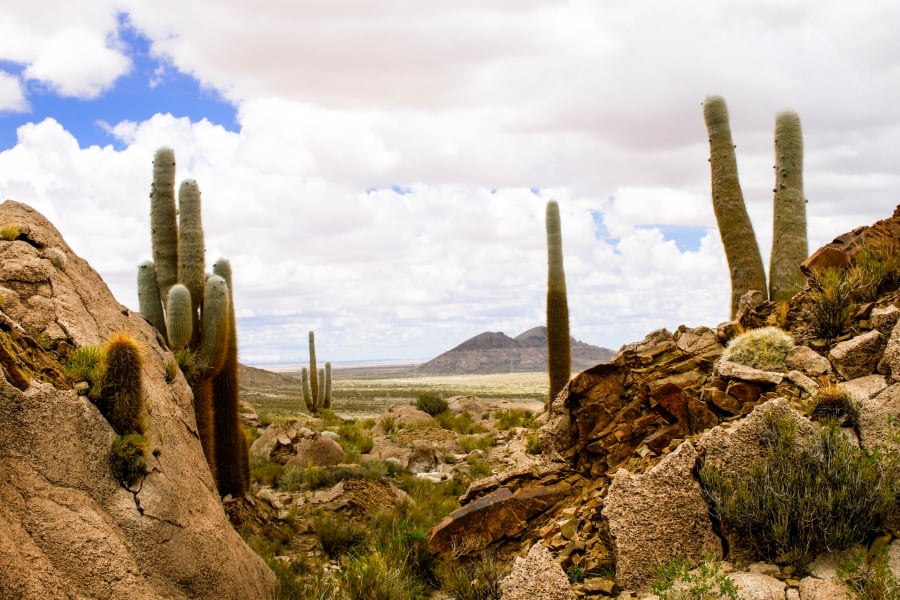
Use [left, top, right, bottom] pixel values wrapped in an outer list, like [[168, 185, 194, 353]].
[[721, 326, 795, 371]]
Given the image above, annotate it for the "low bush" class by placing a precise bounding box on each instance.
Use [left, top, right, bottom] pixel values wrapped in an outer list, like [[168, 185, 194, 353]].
[[434, 410, 486, 435], [806, 267, 855, 341], [840, 547, 900, 600], [440, 550, 508, 600], [416, 392, 448, 416], [525, 432, 542, 455], [109, 433, 148, 487], [494, 408, 537, 430], [649, 556, 737, 600], [314, 514, 368, 558], [699, 413, 900, 567], [720, 326, 794, 371], [460, 433, 495, 453], [64, 344, 105, 401]]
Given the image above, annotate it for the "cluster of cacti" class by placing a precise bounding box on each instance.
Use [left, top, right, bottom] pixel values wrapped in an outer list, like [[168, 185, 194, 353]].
[[702, 96, 808, 317], [137, 146, 249, 497], [545, 200, 571, 411], [302, 330, 332, 414]]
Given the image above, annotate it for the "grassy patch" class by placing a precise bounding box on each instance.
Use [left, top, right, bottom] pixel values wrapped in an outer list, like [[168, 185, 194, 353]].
[[494, 408, 537, 430], [649, 556, 737, 600], [433, 410, 486, 435]]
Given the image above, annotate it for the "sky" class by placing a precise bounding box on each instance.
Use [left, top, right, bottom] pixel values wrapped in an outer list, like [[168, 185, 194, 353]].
[[1, 1, 899, 366]]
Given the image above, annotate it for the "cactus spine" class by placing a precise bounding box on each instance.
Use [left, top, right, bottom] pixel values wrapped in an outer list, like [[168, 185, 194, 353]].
[[100, 332, 145, 435], [703, 95, 768, 318], [211, 258, 249, 497], [769, 110, 807, 302], [150, 147, 178, 305], [546, 200, 571, 411], [177, 180, 205, 313], [137, 261, 166, 341]]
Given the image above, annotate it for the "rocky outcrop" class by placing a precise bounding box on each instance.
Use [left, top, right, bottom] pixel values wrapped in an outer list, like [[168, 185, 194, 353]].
[[800, 204, 900, 276], [0, 200, 274, 598], [499, 543, 576, 600], [251, 422, 345, 467]]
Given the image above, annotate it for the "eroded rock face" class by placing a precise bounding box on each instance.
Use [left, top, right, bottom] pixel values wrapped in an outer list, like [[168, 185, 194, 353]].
[[602, 442, 722, 590], [829, 330, 886, 380], [0, 200, 274, 599], [499, 543, 576, 600]]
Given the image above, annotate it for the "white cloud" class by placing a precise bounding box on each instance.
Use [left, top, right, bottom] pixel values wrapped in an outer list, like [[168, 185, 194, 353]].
[[0, 72, 27, 112]]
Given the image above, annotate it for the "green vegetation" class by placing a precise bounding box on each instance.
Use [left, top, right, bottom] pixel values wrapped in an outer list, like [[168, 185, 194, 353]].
[[494, 408, 537, 430], [699, 412, 900, 567], [439, 550, 508, 600], [839, 548, 900, 600], [807, 267, 855, 341], [433, 410, 486, 435], [545, 200, 571, 411], [649, 556, 738, 600], [64, 343, 105, 401], [302, 331, 333, 414], [720, 326, 794, 371], [416, 391, 448, 416], [109, 433, 148, 487], [0, 224, 20, 241]]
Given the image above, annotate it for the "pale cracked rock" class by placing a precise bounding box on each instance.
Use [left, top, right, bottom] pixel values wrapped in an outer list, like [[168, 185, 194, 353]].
[[871, 305, 900, 339], [857, 383, 900, 454], [785, 345, 831, 376], [798, 576, 854, 600], [829, 330, 886, 380], [716, 360, 784, 385], [727, 572, 785, 599], [602, 442, 721, 590], [878, 317, 900, 380], [499, 543, 576, 600]]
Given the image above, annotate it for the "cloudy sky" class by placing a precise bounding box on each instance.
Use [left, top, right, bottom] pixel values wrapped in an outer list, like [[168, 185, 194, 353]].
[[1, 1, 898, 366]]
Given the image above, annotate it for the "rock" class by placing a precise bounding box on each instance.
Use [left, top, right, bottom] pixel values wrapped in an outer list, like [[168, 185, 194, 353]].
[[786, 370, 819, 396], [857, 383, 900, 454], [499, 543, 577, 600], [716, 360, 784, 385], [878, 318, 900, 380], [237, 400, 259, 428], [602, 442, 722, 590], [871, 305, 900, 339], [801, 209, 900, 278], [0, 200, 274, 598], [373, 404, 433, 433], [447, 395, 489, 420], [286, 434, 345, 467], [727, 572, 786, 599], [320, 430, 340, 441], [798, 576, 854, 600], [582, 577, 615, 594], [829, 330, 886, 380], [841, 374, 888, 402], [785, 346, 831, 376]]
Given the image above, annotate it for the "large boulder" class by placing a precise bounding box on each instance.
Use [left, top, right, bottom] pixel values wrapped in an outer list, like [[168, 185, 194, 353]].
[[602, 442, 722, 590], [0, 200, 274, 598], [499, 543, 576, 600], [829, 330, 886, 380]]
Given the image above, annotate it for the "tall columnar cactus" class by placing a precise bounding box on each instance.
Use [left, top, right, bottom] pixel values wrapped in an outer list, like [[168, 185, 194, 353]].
[[138, 147, 236, 484], [703, 95, 768, 318], [165, 283, 193, 350], [301, 367, 313, 412], [178, 179, 205, 313], [769, 110, 808, 302], [211, 258, 248, 497], [323, 362, 333, 410], [99, 332, 145, 435], [308, 331, 319, 408], [137, 261, 166, 341], [150, 147, 178, 305], [546, 200, 571, 411]]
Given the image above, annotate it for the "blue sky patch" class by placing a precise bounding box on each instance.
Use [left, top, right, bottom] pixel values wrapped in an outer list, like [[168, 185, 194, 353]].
[[0, 15, 238, 151], [641, 224, 709, 252]]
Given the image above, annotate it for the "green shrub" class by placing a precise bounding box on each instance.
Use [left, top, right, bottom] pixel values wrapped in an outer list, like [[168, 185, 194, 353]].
[[0, 224, 20, 241], [525, 432, 542, 455], [173, 347, 199, 382], [494, 408, 537, 430], [847, 243, 900, 303], [649, 556, 738, 600], [250, 458, 284, 487], [466, 455, 492, 480], [699, 414, 900, 567], [807, 267, 855, 341], [416, 392, 448, 416], [440, 550, 508, 600], [109, 433, 148, 486], [566, 565, 585, 584], [720, 326, 794, 371], [314, 514, 368, 558], [434, 410, 486, 435], [378, 414, 398, 434], [341, 547, 429, 600], [840, 547, 900, 600], [64, 344, 105, 401], [460, 434, 495, 453]]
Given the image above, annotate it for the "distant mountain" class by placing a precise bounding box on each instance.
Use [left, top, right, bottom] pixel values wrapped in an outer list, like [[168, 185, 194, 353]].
[[238, 363, 301, 388], [419, 326, 615, 375]]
